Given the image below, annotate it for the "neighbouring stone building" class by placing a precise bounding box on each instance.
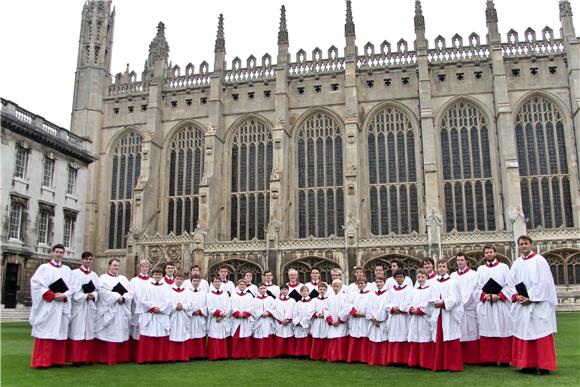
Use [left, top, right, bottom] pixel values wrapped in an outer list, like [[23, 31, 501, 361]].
[[1, 99, 94, 307], [69, 1, 579, 307]]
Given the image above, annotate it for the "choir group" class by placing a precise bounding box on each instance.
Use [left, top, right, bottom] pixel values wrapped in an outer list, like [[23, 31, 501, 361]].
[[29, 235, 557, 375]]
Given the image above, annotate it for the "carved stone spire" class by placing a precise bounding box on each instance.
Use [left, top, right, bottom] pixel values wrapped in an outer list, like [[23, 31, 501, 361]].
[[214, 14, 225, 53], [414, 0, 425, 32], [345, 0, 355, 37], [485, 0, 498, 24], [278, 5, 289, 46], [560, 0, 573, 17], [147, 22, 169, 67]]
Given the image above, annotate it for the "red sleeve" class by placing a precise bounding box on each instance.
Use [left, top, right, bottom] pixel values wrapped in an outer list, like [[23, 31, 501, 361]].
[[266, 311, 272, 317], [498, 292, 507, 302], [511, 294, 518, 303], [326, 316, 333, 325], [415, 307, 426, 316], [480, 291, 487, 303], [242, 311, 251, 318], [148, 307, 156, 313], [213, 309, 222, 317], [337, 318, 345, 324], [349, 307, 358, 317], [42, 290, 56, 302], [312, 311, 318, 319], [232, 311, 240, 318], [441, 300, 446, 310]]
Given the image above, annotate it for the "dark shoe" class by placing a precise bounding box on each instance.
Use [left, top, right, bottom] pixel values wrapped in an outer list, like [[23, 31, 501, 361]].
[[536, 369, 550, 376], [499, 362, 510, 367]]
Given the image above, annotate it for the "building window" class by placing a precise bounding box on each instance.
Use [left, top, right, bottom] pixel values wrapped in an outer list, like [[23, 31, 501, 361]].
[[230, 118, 272, 240], [440, 101, 495, 232], [515, 96, 573, 229], [8, 196, 27, 241], [66, 165, 78, 195], [297, 112, 344, 238], [42, 155, 55, 188], [14, 144, 29, 179], [367, 106, 419, 235], [63, 210, 77, 249], [167, 124, 205, 235], [37, 203, 54, 245], [108, 132, 142, 249]]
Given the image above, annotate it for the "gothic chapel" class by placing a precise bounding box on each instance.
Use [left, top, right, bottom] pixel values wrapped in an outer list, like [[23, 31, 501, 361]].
[[71, 0, 580, 300]]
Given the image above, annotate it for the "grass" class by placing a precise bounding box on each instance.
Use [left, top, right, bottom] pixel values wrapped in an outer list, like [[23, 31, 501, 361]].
[[1, 313, 579, 387]]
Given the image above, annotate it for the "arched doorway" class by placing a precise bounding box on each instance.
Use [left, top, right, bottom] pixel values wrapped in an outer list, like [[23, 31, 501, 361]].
[[363, 254, 422, 282], [282, 257, 341, 284], [208, 259, 264, 284]]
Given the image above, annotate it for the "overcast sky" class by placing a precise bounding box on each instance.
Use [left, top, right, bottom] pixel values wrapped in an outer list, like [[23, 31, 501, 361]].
[[1, 0, 578, 129]]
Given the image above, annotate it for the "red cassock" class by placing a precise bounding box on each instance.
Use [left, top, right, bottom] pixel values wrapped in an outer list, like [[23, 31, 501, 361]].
[[230, 328, 254, 359], [294, 336, 312, 357], [367, 340, 388, 366], [66, 339, 95, 364], [31, 339, 67, 368], [407, 342, 433, 369], [254, 335, 276, 359], [167, 340, 189, 362], [479, 336, 511, 364], [432, 312, 463, 372], [207, 337, 230, 360], [274, 336, 295, 357], [310, 338, 328, 361], [136, 335, 169, 364], [347, 337, 369, 363], [512, 335, 557, 371], [189, 338, 208, 359], [94, 339, 131, 365], [325, 336, 349, 362]]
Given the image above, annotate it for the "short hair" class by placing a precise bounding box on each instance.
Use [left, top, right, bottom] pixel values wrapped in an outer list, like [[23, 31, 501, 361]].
[[237, 278, 246, 285], [300, 285, 309, 292], [436, 259, 449, 269], [483, 245, 497, 253], [423, 256, 435, 265], [416, 268, 428, 277], [81, 251, 93, 259], [211, 276, 222, 283], [264, 270, 273, 276], [318, 282, 328, 289], [139, 259, 150, 266], [52, 244, 65, 252], [108, 258, 121, 266], [517, 235, 533, 244], [164, 262, 175, 269], [288, 268, 298, 275], [190, 264, 201, 271], [356, 277, 368, 284], [257, 282, 267, 288], [190, 274, 201, 280], [331, 279, 343, 286], [151, 268, 164, 275], [393, 270, 405, 277], [279, 284, 289, 290], [174, 272, 185, 279], [391, 260, 403, 269], [311, 268, 320, 273], [331, 268, 342, 275], [455, 251, 466, 259], [219, 265, 229, 272], [374, 275, 386, 282], [374, 265, 385, 271], [353, 266, 363, 272], [244, 271, 253, 277]]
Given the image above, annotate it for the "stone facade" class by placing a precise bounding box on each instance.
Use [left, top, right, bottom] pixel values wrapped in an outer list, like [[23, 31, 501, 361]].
[[0, 99, 94, 307], [71, 1, 579, 307]]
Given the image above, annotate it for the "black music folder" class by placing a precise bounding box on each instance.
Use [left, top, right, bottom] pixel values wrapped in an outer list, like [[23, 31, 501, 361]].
[[49, 278, 69, 293]]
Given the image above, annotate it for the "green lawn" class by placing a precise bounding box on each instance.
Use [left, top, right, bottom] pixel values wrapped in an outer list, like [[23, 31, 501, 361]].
[[1, 313, 579, 387]]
